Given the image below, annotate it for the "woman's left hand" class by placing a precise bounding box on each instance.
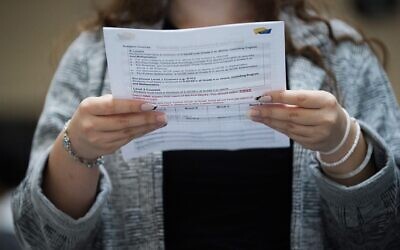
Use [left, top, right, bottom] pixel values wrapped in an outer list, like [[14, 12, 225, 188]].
[[248, 90, 347, 152]]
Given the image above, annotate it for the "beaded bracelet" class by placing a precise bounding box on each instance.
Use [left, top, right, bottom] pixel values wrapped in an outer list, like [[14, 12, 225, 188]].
[[320, 108, 351, 155], [63, 119, 104, 168], [316, 120, 361, 168], [325, 138, 373, 179]]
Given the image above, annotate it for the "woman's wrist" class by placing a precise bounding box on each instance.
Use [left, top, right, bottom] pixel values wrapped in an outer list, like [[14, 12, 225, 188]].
[[319, 118, 358, 163], [317, 119, 361, 168], [63, 119, 104, 168], [326, 138, 374, 179], [318, 120, 376, 185], [320, 108, 352, 155], [44, 131, 101, 219]]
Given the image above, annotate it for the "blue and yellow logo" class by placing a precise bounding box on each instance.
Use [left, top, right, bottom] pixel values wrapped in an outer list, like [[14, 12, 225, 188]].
[[254, 27, 272, 35]]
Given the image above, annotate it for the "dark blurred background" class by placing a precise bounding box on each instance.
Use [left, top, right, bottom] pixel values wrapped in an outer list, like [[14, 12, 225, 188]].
[[0, 0, 399, 249]]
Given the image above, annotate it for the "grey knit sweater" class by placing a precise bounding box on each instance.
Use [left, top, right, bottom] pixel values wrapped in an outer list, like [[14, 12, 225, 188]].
[[11, 14, 400, 249]]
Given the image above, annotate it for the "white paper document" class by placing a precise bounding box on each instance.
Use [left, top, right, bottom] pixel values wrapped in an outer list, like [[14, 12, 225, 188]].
[[104, 21, 289, 160]]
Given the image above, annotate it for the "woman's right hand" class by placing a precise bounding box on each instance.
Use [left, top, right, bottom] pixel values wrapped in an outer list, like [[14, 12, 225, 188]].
[[43, 94, 165, 218], [67, 94, 167, 160]]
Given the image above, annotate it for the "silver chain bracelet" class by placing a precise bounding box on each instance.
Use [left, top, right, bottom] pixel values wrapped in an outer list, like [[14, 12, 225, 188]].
[[63, 119, 104, 168]]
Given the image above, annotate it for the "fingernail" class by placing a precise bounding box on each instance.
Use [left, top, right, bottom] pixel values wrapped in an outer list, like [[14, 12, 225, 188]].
[[141, 103, 157, 111], [247, 109, 261, 118], [256, 95, 272, 103], [156, 114, 167, 124]]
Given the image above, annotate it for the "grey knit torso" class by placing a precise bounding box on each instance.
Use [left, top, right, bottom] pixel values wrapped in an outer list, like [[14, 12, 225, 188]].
[[12, 15, 400, 250]]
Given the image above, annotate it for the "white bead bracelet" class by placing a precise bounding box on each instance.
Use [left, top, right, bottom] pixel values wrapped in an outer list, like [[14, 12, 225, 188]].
[[316, 120, 361, 168], [325, 138, 373, 179], [319, 108, 351, 155]]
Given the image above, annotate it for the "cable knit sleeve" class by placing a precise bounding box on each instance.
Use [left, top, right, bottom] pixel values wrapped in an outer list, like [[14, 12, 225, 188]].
[[311, 40, 400, 249], [11, 32, 112, 250]]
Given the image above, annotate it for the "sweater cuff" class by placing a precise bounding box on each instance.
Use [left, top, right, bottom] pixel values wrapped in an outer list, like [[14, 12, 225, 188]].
[[30, 145, 112, 237], [310, 120, 398, 206]]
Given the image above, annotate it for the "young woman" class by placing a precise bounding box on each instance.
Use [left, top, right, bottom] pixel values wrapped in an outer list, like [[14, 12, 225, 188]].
[[12, 0, 400, 249]]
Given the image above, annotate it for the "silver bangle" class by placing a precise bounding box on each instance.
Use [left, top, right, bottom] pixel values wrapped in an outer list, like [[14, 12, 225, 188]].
[[316, 120, 361, 168], [63, 119, 104, 168], [320, 108, 352, 155], [325, 138, 373, 179]]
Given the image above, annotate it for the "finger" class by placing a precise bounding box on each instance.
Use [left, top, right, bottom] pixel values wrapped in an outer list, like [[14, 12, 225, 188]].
[[249, 104, 324, 126], [90, 112, 167, 132], [92, 124, 165, 156], [81, 94, 157, 115], [107, 123, 166, 145], [258, 90, 337, 109], [252, 116, 316, 140], [252, 118, 318, 150]]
